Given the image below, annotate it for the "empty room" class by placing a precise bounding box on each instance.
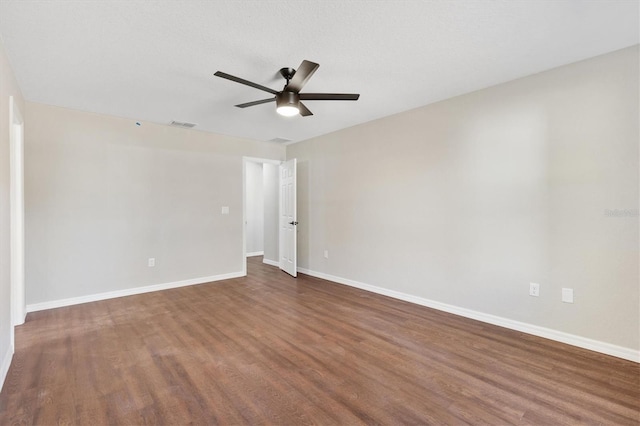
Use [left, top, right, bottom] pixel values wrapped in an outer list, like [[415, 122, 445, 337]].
[[0, 1, 639, 424]]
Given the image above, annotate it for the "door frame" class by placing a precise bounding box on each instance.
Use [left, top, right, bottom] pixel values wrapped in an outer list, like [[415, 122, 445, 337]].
[[9, 96, 26, 342], [242, 157, 282, 276]]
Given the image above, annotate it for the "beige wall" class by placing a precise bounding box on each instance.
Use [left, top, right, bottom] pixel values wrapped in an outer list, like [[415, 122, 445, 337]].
[[263, 163, 279, 264], [25, 103, 285, 305], [0, 37, 26, 386], [287, 46, 639, 351]]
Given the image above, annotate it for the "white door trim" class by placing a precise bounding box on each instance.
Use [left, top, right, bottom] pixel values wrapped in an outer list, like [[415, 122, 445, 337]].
[[9, 96, 26, 336]]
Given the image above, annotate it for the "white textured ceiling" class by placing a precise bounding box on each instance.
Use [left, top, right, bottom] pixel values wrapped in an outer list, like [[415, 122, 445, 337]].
[[0, 1, 638, 143]]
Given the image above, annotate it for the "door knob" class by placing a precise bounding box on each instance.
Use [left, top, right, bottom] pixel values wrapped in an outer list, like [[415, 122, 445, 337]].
[[289, 221, 298, 225]]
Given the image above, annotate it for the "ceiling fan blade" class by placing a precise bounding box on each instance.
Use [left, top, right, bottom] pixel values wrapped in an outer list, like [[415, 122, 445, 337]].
[[299, 93, 360, 101], [298, 102, 313, 117], [286, 60, 319, 93], [214, 71, 279, 95], [235, 98, 276, 108]]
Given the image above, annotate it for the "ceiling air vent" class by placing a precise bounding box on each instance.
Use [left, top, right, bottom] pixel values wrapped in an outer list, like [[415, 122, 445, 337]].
[[169, 120, 197, 129], [269, 137, 292, 143]]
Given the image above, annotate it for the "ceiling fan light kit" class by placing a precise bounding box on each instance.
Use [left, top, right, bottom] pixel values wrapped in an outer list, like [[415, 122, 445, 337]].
[[214, 60, 359, 118], [276, 91, 300, 117]]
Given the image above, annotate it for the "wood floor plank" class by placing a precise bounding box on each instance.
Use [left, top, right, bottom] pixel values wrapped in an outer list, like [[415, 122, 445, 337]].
[[1, 256, 638, 425]]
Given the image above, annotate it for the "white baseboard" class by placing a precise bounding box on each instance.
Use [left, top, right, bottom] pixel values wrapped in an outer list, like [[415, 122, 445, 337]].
[[262, 258, 279, 267], [27, 271, 245, 313], [246, 251, 264, 257], [297, 267, 639, 363], [0, 344, 14, 393]]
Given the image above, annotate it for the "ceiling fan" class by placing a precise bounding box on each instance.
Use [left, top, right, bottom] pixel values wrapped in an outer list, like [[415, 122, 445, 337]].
[[214, 60, 360, 117]]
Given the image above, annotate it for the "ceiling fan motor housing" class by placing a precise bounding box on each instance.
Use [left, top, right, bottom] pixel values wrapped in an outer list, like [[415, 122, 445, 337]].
[[277, 91, 299, 106]]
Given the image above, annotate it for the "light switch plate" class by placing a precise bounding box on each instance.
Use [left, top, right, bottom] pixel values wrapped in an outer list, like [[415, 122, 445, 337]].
[[562, 288, 574, 303], [221, 206, 229, 215]]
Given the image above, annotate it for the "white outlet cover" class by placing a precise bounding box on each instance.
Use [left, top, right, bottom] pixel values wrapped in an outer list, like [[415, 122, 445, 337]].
[[529, 282, 540, 297], [148, 258, 155, 267]]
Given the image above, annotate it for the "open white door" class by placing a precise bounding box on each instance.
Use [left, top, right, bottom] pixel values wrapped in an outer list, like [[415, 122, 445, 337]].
[[279, 159, 297, 277]]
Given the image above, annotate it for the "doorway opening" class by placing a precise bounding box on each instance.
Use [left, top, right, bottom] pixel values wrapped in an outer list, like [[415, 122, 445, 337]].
[[243, 158, 280, 275]]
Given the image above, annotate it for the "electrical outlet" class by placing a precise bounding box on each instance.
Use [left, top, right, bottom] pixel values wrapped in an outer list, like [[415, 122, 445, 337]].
[[529, 282, 540, 297], [148, 258, 155, 267], [324, 250, 329, 259], [562, 288, 574, 303]]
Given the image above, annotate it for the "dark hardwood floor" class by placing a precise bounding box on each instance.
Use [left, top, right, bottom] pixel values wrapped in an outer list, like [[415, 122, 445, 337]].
[[1, 256, 638, 425]]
